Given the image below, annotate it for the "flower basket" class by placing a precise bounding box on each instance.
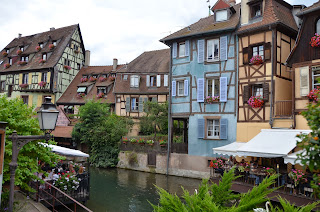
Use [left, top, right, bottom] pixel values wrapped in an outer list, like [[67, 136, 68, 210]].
[[310, 33, 320, 47], [206, 96, 219, 104], [96, 92, 104, 98], [17, 61, 27, 65], [159, 139, 167, 146], [38, 81, 47, 87], [49, 44, 55, 50], [122, 137, 129, 144], [74, 50, 80, 54], [77, 93, 86, 98], [307, 87, 319, 103], [210, 158, 224, 169], [109, 76, 115, 81], [99, 76, 107, 82], [263, 167, 276, 175], [80, 77, 88, 83], [137, 138, 145, 145], [39, 59, 46, 64], [35, 46, 42, 51], [288, 169, 307, 187], [64, 65, 71, 70], [89, 76, 97, 82], [4, 63, 10, 68], [146, 140, 154, 146], [16, 50, 22, 55], [19, 84, 28, 88], [250, 55, 263, 65], [130, 138, 137, 144], [2, 52, 8, 57], [247, 96, 264, 108]]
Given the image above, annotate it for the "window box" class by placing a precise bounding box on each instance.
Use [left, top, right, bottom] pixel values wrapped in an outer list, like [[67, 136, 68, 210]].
[[137, 138, 145, 145], [38, 81, 47, 88], [89, 76, 97, 82], [307, 87, 319, 103], [39, 59, 46, 64], [310, 33, 320, 48], [49, 44, 55, 50], [99, 76, 107, 82], [19, 83, 29, 88], [109, 76, 115, 81], [16, 50, 22, 55], [64, 65, 71, 70], [96, 92, 104, 98], [159, 139, 167, 146], [2, 52, 8, 57], [206, 96, 220, 104], [250, 55, 263, 65], [17, 61, 27, 65], [4, 63, 10, 68], [77, 93, 86, 98], [80, 77, 87, 83], [35, 46, 42, 51], [122, 137, 129, 144], [247, 96, 264, 108]]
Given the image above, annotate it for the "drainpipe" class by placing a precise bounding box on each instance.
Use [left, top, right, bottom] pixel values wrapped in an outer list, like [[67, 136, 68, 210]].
[[269, 28, 275, 128], [166, 45, 173, 176]]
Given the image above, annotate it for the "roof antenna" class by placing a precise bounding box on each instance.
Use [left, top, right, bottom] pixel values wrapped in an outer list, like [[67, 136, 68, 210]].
[[207, 0, 211, 16]]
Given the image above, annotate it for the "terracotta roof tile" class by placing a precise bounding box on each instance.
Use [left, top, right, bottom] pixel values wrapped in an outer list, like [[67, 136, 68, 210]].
[[52, 126, 73, 138], [297, 0, 320, 16]]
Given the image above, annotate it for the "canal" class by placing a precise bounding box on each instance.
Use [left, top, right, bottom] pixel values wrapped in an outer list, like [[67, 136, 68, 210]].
[[84, 167, 202, 212]]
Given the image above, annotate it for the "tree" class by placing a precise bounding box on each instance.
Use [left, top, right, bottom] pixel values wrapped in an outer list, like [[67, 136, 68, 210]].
[[0, 96, 63, 191], [72, 99, 132, 168], [141, 101, 168, 137]]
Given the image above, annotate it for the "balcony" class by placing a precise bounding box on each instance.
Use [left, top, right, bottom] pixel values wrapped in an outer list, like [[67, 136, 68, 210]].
[[15, 83, 50, 92], [274, 100, 293, 118]]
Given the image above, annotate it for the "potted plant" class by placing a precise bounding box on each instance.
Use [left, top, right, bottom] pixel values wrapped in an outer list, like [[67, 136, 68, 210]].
[[35, 46, 42, 51], [17, 61, 27, 65], [80, 77, 88, 83], [209, 158, 224, 169], [38, 81, 47, 88], [39, 59, 46, 64], [89, 76, 97, 82], [288, 169, 307, 187], [96, 92, 104, 98], [307, 87, 319, 103], [16, 50, 22, 55], [250, 55, 263, 65], [77, 93, 86, 98], [19, 84, 28, 88], [99, 76, 107, 82], [247, 95, 264, 108], [310, 33, 320, 47], [64, 65, 71, 70], [2, 52, 8, 57], [146, 140, 154, 146], [122, 137, 129, 144], [159, 139, 167, 146], [4, 63, 10, 68], [130, 138, 137, 144], [263, 167, 276, 175], [49, 44, 55, 50], [206, 96, 219, 104], [53, 173, 80, 193], [137, 138, 145, 145]]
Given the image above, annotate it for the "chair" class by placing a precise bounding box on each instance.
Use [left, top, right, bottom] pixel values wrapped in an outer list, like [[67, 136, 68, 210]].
[[285, 183, 294, 194], [304, 187, 314, 197]]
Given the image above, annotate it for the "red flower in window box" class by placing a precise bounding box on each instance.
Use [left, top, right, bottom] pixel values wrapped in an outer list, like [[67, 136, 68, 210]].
[[35, 46, 42, 51], [247, 95, 264, 108], [307, 86, 320, 103], [2, 52, 8, 57], [4, 63, 10, 68], [250, 55, 263, 65], [310, 33, 320, 47], [80, 77, 87, 83], [39, 59, 46, 64], [77, 93, 86, 98], [17, 61, 27, 65], [122, 137, 129, 144], [99, 76, 106, 82], [96, 92, 104, 98], [64, 65, 71, 70], [49, 44, 55, 50], [89, 76, 97, 82], [19, 84, 28, 88], [109, 76, 115, 81], [206, 96, 219, 104], [16, 50, 22, 55], [38, 81, 47, 87]]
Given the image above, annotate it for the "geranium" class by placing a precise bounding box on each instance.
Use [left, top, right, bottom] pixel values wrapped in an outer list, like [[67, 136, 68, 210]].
[[263, 167, 276, 175], [247, 95, 264, 108], [122, 137, 129, 144], [89, 76, 97, 82], [17, 50, 22, 55], [96, 92, 104, 98], [17, 61, 27, 65], [49, 44, 55, 50], [109, 76, 115, 81], [146, 140, 154, 145], [310, 33, 320, 47], [38, 81, 47, 87], [99, 76, 107, 82], [4, 63, 10, 68], [64, 65, 71, 70], [288, 169, 307, 187], [35, 46, 42, 51], [19, 84, 28, 88], [307, 87, 319, 103], [77, 93, 86, 98], [206, 96, 219, 104], [80, 77, 87, 83], [39, 59, 46, 63], [210, 158, 224, 169], [137, 138, 145, 144], [53, 174, 80, 193], [159, 140, 167, 145], [2, 52, 8, 57], [130, 138, 137, 144], [250, 55, 263, 65]]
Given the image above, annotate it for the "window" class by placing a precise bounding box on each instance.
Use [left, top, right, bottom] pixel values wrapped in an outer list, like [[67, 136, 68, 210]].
[[207, 119, 220, 139], [41, 72, 48, 82], [207, 39, 219, 61], [252, 84, 263, 97], [6, 49, 9, 53], [0, 60, 2, 65], [9, 58, 12, 65], [243, 83, 269, 103], [117, 97, 121, 103], [42, 53, 47, 61], [22, 74, 28, 84], [123, 75, 128, 81], [312, 68, 320, 89], [243, 43, 271, 65], [21, 96, 29, 105], [77, 87, 87, 94], [20, 46, 24, 52], [53, 41, 57, 46], [39, 43, 44, 48], [21, 56, 29, 62], [68, 60, 71, 66], [0, 81, 5, 92], [150, 75, 157, 87], [97, 87, 107, 94], [177, 81, 184, 96], [252, 45, 264, 59], [216, 10, 228, 22], [130, 75, 139, 88], [250, 3, 262, 19], [64, 58, 68, 65], [207, 78, 220, 97], [131, 97, 139, 111], [77, 63, 80, 70], [178, 42, 186, 57]]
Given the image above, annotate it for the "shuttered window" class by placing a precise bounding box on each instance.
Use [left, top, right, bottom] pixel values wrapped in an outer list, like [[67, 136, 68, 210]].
[[300, 66, 309, 96], [164, 75, 168, 87], [243, 83, 269, 104], [207, 119, 220, 139], [197, 40, 205, 63], [125, 97, 130, 112], [178, 42, 186, 57], [206, 78, 219, 97], [198, 118, 205, 139], [172, 42, 177, 58], [207, 39, 219, 61], [177, 81, 184, 96], [131, 97, 139, 111], [312, 67, 320, 89], [220, 36, 228, 61], [184, 79, 189, 96], [172, 81, 176, 96], [157, 75, 161, 87], [243, 47, 249, 65], [219, 77, 228, 102], [197, 78, 205, 102], [130, 75, 140, 88]]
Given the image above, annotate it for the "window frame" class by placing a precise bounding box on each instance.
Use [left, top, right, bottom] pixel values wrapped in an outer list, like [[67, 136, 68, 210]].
[[206, 78, 220, 98], [177, 80, 185, 96], [215, 9, 228, 22], [206, 38, 220, 62], [41, 72, 48, 82], [150, 75, 157, 87], [252, 84, 263, 97], [252, 44, 264, 59], [9, 58, 12, 65], [178, 42, 186, 58], [0, 81, 5, 92], [22, 74, 28, 84], [316, 18, 320, 35], [131, 97, 139, 112], [39, 43, 44, 48], [250, 1, 262, 20], [312, 68, 320, 89], [42, 53, 47, 61], [130, 75, 139, 88], [97, 87, 107, 95], [204, 116, 221, 140], [21, 95, 29, 105]]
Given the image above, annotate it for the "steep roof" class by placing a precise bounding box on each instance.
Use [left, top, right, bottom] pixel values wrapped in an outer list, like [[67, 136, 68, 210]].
[[212, 0, 231, 11], [296, 0, 320, 16], [160, 4, 240, 43], [57, 65, 125, 105], [237, 0, 298, 34], [0, 24, 80, 73]]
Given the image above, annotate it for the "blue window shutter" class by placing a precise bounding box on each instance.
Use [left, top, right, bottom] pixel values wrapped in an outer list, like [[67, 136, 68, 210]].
[[198, 119, 205, 139], [197, 78, 204, 102], [125, 97, 130, 112], [172, 42, 177, 58], [185, 40, 190, 57], [138, 97, 143, 112], [220, 119, 228, 139], [172, 81, 176, 97], [146, 75, 150, 87], [197, 40, 205, 63], [219, 77, 228, 102], [184, 79, 189, 96], [220, 36, 228, 61]]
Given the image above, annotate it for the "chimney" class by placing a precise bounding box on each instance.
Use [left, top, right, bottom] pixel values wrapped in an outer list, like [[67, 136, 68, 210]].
[[18, 33, 22, 39], [113, 58, 118, 71], [50, 27, 55, 31], [84, 50, 90, 67], [228, 0, 236, 6]]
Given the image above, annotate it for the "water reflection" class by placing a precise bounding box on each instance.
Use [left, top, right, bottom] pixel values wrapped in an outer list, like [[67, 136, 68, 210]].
[[85, 168, 202, 212]]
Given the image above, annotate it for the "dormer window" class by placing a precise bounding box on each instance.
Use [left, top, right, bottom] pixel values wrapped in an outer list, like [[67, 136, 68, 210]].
[[250, 2, 262, 19], [9, 58, 12, 65], [77, 87, 87, 94], [20, 46, 24, 52], [39, 43, 44, 48], [6, 49, 9, 53], [130, 75, 140, 88], [179, 42, 186, 57], [97, 87, 107, 94], [42, 53, 47, 61], [21, 56, 29, 62], [53, 41, 57, 46], [216, 10, 228, 22]]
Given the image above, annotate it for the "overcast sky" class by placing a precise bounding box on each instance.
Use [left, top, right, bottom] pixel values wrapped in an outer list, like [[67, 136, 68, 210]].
[[0, 0, 317, 66]]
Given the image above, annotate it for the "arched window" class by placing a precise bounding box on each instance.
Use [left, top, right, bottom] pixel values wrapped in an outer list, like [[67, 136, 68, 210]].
[[317, 18, 320, 34]]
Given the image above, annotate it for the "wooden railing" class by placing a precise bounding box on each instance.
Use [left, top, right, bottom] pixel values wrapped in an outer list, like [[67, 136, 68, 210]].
[[274, 100, 293, 117]]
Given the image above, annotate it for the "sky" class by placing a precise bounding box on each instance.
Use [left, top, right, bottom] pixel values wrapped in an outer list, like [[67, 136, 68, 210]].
[[0, 0, 317, 66]]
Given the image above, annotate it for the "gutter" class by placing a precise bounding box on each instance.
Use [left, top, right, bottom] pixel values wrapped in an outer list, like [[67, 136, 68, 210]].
[[269, 28, 275, 128]]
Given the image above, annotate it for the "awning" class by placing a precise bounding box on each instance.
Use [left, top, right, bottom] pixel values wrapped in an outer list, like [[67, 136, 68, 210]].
[[42, 143, 89, 157], [213, 142, 245, 156], [284, 150, 306, 165], [236, 129, 311, 158], [77, 87, 86, 92]]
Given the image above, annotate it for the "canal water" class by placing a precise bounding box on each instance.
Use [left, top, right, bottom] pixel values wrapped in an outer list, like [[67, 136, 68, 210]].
[[84, 167, 202, 212]]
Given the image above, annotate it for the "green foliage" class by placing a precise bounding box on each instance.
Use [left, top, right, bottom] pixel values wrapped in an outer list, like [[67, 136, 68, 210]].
[[269, 196, 320, 212], [151, 168, 279, 212], [72, 99, 132, 168], [0, 96, 63, 192], [141, 101, 168, 137]]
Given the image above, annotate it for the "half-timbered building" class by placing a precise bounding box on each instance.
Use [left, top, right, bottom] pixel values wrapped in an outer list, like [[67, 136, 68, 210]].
[[113, 49, 169, 136], [0, 24, 86, 106]]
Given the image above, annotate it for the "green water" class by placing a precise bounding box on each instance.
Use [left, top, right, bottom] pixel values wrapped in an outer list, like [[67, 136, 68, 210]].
[[84, 168, 202, 212]]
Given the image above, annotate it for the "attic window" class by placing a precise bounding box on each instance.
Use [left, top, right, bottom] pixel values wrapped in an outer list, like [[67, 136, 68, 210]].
[[77, 87, 86, 93], [53, 41, 57, 46], [123, 75, 128, 81], [39, 43, 44, 48], [216, 10, 228, 22], [0, 60, 3, 65], [20, 46, 24, 51], [9, 58, 12, 65], [42, 53, 47, 61], [250, 2, 262, 19], [5, 49, 9, 53]]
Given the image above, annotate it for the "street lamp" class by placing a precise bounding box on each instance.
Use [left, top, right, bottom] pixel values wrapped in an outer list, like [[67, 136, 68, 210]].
[[8, 97, 59, 212]]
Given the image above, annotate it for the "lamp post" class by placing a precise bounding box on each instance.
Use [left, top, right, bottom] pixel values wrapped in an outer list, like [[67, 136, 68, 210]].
[[277, 164, 280, 187], [8, 97, 59, 212]]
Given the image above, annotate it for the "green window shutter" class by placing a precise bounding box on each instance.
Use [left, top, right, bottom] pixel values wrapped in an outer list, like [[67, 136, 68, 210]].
[[220, 119, 228, 140], [125, 97, 130, 112], [139, 97, 143, 112]]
